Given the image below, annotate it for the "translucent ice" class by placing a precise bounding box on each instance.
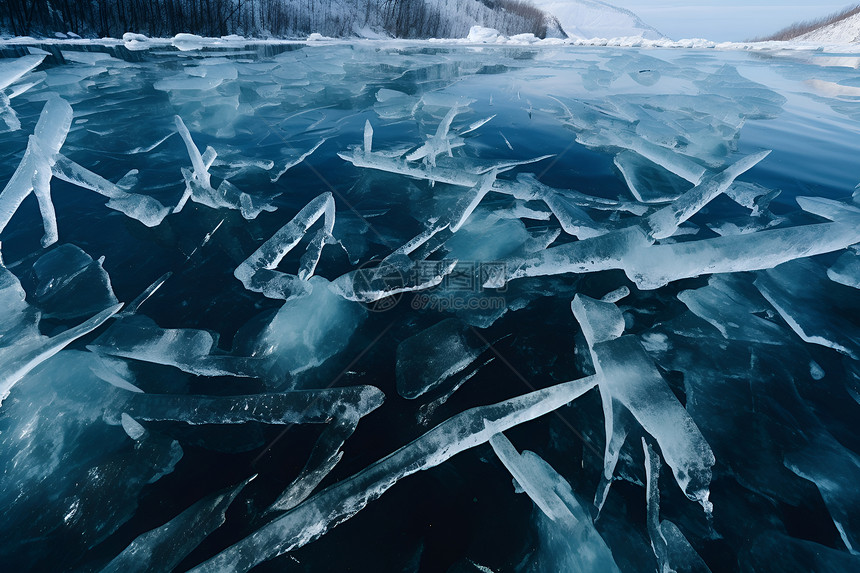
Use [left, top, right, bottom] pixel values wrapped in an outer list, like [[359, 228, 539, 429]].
[[405, 106, 465, 167], [174, 115, 276, 218], [571, 294, 630, 512], [644, 439, 712, 573], [396, 318, 489, 400], [113, 385, 384, 427], [0, 55, 45, 131], [0, 54, 45, 91], [828, 251, 860, 289], [624, 222, 860, 290], [491, 433, 621, 573], [755, 259, 860, 359], [187, 374, 598, 572], [52, 155, 170, 227], [677, 275, 788, 345], [88, 315, 260, 378], [240, 276, 365, 383], [645, 150, 770, 240], [100, 477, 253, 573], [234, 192, 335, 300], [0, 351, 181, 558], [32, 244, 118, 320], [594, 335, 715, 510], [785, 432, 860, 556], [0, 97, 72, 247], [573, 292, 715, 514], [0, 261, 121, 406]]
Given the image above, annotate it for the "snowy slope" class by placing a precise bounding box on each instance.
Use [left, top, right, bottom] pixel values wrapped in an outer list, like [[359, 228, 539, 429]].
[[796, 11, 860, 44], [530, 0, 664, 40]]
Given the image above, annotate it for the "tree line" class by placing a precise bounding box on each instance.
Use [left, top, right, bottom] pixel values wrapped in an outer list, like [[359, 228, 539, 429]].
[[0, 0, 550, 39], [752, 3, 860, 41]]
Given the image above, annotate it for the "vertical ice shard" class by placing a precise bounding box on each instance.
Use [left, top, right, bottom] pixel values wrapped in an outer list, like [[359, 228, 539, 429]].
[[571, 294, 629, 512], [100, 477, 253, 573], [234, 192, 335, 300], [0, 97, 72, 247], [644, 439, 712, 573], [173, 115, 276, 218], [490, 433, 621, 573], [405, 106, 464, 167], [572, 294, 714, 511], [187, 375, 598, 572]]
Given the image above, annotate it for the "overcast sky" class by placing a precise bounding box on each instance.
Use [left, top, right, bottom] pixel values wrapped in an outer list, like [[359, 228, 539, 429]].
[[608, 1, 854, 41]]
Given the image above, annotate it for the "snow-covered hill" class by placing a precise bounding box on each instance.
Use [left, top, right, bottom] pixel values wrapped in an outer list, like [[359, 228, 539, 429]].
[[796, 11, 860, 44], [529, 0, 664, 40]]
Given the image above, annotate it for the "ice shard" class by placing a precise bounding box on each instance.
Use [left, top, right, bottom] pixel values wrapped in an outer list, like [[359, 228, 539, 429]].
[[173, 115, 276, 218], [644, 439, 712, 573], [405, 106, 465, 167], [396, 318, 489, 400], [490, 432, 578, 522], [645, 150, 770, 240], [339, 121, 552, 188], [0, 351, 182, 560], [52, 155, 170, 227], [0, 55, 45, 131], [490, 433, 621, 573], [32, 244, 118, 321], [677, 275, 788, 345], [0, 259, 121, 407], [234, 192, 335, 300], [784, 433, 860, 557], [613, 150, 691, 204], [88, 315, 260, 378], [572, 294, 714, 511], [755, 259, 860, 359], [100, 477, 253, 573], [187, 374, 598, 572], [594, 335, 715, 510], [571, 294, 630, 512], [624, 222, 860, 290], [0, 55, 45, 91], [0, 97, 72, 247], [828, 250, 860, 289], [241, 276, 365, 382], [110, 385, 384, 427]]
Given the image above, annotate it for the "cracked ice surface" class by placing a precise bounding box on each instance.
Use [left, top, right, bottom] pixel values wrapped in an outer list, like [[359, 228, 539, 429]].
[[0, 40, 858, 573]]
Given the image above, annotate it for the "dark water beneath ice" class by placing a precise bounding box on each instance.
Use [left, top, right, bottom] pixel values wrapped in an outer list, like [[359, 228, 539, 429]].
[[0, 40, 859, 572]]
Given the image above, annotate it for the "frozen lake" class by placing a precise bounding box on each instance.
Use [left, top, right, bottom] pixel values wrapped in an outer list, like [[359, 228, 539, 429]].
[[1, 40, 859, 572]]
